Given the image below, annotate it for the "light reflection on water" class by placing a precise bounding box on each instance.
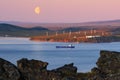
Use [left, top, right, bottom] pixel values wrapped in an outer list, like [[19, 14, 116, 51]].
[[0, 37, 120, 72]]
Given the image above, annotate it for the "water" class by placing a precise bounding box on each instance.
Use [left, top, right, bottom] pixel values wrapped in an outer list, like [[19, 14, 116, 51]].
[[0, 37, 120, 72]]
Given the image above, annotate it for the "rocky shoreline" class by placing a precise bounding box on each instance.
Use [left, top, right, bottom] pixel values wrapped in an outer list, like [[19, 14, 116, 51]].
[[0, 50, 120, 80]]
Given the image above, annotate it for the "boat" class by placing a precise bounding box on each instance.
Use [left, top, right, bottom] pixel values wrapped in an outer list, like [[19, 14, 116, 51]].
[[56, 44, 75, 48]]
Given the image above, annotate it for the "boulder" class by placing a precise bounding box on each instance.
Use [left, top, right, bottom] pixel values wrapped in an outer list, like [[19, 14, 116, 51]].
[[17, 58, 78, 80], [97, 50, 120, 74], [0, 58, 22, 80], [0, 50, 120, 80], [51, 63, 78, 80], [90, 50, 120, 80], [17, 58, 48, 80], [47, 71, 62, 80]]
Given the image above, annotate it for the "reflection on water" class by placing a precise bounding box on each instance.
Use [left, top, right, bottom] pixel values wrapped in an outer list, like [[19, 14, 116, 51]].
[[0, 37, 120, 72]]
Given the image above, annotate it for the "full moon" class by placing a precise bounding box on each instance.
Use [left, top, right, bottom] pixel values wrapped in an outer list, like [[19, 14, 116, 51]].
[[34, 6, 40, 14]]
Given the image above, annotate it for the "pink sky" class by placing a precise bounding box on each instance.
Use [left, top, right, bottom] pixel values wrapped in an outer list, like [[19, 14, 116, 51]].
[[0, 0, 120, 23]]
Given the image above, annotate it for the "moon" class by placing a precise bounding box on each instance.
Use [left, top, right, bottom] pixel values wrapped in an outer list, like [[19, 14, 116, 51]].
[[34, 6, 41, 14]]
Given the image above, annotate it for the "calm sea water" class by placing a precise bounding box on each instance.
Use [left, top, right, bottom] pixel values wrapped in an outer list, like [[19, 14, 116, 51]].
[[0, 37, 120, 72]]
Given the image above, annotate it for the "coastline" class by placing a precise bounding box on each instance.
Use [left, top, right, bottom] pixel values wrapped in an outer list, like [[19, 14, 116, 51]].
[[30, 34, 120, 43], [0, 36, 120, 43], [0, 50, 120, 80]]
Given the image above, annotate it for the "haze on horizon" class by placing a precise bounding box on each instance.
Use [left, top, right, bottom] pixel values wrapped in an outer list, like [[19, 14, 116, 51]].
[[0, 0, 120, 23]]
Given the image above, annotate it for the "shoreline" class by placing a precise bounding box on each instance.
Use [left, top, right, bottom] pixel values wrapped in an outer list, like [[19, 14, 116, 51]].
[[0, 36, 120, 44], [0, 50, 120, 80]]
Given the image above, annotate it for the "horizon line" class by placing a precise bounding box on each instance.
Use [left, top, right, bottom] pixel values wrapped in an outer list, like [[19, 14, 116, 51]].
[[0, 19, 120, 24]]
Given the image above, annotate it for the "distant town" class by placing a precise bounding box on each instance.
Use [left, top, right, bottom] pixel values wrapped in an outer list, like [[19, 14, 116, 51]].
[[30, 29, 120, 43], [0, 20, 120, 43]]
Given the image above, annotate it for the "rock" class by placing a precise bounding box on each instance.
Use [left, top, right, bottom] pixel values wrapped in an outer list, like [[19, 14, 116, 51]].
[[54, 63, 77, 75], [17, 58, 78, 80], [90, 50, 120, 80], [77, 73, 89, 80], [97, 50, 120, 74], [0, 50, 120, 80], [0, 58, 22, 80], [51, 63, 78, 80], [17, 58, 48, 80], [47, 71, 62, 80], [89, 67, 106, 80]]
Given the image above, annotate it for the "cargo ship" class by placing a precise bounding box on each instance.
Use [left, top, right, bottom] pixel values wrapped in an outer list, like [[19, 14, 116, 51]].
[[56, 44, 75, 48]]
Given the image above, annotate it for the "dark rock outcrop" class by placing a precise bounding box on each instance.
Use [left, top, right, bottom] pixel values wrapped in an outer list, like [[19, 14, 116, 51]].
[[97, 50, 120, 74], [49, 63, 77, 80], [0, 58, 22, 80], [17, 58, 48, 80], [0, 50, 120, 80], [17, 58, 77, 80], [89, 50, 120, 80]]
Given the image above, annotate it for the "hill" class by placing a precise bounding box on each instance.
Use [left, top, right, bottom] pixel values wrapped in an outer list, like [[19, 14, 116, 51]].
[[0, 23, 28, 31], [60, 27, 89, 33], [0, 19, 120, 37], [112, 28, 120, 35], [0, 23, 49, 37], [1, 19, 120, 30]]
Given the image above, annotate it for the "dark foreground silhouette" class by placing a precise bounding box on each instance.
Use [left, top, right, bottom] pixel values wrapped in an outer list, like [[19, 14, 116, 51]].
[[0, 50, 120, 80]]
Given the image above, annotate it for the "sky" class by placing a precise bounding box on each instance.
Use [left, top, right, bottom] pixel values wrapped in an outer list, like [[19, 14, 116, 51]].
[[0, 0, 120, 23]]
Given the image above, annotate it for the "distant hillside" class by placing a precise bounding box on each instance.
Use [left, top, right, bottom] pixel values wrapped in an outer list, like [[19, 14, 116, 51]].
[[28, 26, 49, 31], [112, 28, 120, 34], [81, 20, 120, 24], [0, 23, 27, 31], [0, 23, 49, 37], [1, 19, 120, 30], [0, 19, 120, 37], [60, 27, 89, 32]]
